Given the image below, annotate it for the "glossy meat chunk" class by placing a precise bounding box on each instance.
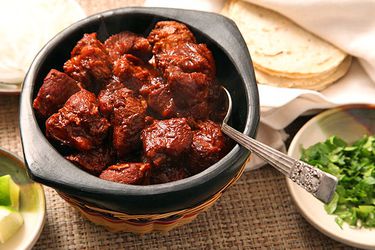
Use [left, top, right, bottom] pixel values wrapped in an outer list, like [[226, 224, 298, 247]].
[[143, 42, 217, 119], [70, 33, 107, 57], [98, 81, 131, 118], [46, 89, 110, 151], [104, 31, 152, 62], [145, 73, 211, 120], [178, 101, 210, 120], [140, 73, 211, 120], [66, 145, 115, 175], [113, 54, 157, 93], [150, 166, 189, 184], [147, 21, 196, 47], [141, 118, 192, 167], [150, 22, 216, 120], [102, 77, 125, 91], [63, 33, 112, 92], [189, 120, 227, 174], [140, 77, 177, 118], [33, 69, 81, 118], [156, 42, 215, 110], [99, 82, 147, 158], [112, 90, 147, 158], [167, 68, 210, 107], [99, 163, 150, 184], [155, 42, 215, 78]]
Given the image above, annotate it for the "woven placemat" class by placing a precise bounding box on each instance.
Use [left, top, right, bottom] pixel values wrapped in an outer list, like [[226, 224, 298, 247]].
[[1, 93, 353, 250]]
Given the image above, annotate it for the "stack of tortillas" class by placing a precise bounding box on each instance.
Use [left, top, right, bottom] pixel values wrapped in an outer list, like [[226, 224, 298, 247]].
[[221, 0, 352, 91]]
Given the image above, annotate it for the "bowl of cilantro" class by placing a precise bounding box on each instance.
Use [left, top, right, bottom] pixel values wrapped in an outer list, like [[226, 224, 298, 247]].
[[287, 104, 375, 249]]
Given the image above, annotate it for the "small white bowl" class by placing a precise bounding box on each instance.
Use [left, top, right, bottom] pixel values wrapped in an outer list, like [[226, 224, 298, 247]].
[[287, 105, 375, 249], [0, 148, 46, 250]]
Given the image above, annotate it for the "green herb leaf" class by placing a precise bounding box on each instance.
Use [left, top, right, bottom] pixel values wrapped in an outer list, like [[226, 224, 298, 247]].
[[301, 135, 375, 228], [325, 192, 339, 214]]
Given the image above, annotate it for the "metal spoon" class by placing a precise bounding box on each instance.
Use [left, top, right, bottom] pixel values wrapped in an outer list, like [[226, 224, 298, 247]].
[[221, 87, 338, 203]]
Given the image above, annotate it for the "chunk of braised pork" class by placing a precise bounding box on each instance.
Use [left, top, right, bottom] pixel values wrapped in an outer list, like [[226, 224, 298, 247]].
[[147, 21, 196, 47], [70, 32, 106, 57], [166, 68, 211, 119], [139, 76, 177, 118], [66, 145, 115, 176], [104, 31, 152, 62], [99, 163, 150, 185], [149, 21, 217, 120], [150, 166, 189, 184], [112, 89, 147, 158], [98, 81, 147, 158], [188, 120, 227, 174], [33, 69, 81, 118], [141, 118, 192, 167], [63, 33, 112, 92], [46, 89, 110, 151], [155, 42, 215, 78], [113, 54, 158, 93], [98, 80, 129, 118]]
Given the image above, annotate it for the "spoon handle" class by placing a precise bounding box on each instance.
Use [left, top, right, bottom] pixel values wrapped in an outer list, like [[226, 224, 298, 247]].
[[221, 123, 337, 203]]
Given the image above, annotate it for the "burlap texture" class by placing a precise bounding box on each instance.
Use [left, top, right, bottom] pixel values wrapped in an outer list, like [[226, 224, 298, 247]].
[[0, 0, 356, 248]]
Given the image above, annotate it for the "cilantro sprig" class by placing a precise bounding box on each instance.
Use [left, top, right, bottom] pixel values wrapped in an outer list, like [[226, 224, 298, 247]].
[[301, 135, 375, 228]]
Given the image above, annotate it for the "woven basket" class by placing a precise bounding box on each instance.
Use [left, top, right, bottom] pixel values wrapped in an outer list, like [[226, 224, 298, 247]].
[[58, 157, 249, 233]]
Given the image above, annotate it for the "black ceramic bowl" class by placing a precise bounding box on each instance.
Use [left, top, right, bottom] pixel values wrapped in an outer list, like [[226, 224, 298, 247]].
[[20, 7, 259, 214]]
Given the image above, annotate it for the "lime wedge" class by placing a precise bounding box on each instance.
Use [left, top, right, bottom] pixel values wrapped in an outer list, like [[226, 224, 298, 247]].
[[0, 206, 23, 243], [0, 175, 20, 211]]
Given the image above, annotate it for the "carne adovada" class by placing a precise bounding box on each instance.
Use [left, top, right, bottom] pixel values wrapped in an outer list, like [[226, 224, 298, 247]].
[[33, 21, 231, 185]]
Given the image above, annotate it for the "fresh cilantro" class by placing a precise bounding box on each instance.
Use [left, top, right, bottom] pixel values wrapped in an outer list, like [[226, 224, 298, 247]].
[[301, 135, 375, 228]]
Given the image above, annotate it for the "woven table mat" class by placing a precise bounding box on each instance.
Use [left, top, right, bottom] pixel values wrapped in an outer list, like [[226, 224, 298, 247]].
[[1, 94, 353, 249]]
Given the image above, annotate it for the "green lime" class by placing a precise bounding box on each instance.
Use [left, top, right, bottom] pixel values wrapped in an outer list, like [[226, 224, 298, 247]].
[[0, 206, 23, 243], [0, 175, 20, 210]]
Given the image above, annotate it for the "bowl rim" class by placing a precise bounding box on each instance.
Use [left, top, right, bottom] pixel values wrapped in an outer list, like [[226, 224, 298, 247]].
[[19, 7, 259, 202]]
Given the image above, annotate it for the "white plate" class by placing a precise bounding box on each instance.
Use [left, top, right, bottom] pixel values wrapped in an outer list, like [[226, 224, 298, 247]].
[[286, 105, 375, 249], [0, 148, 46, 250]]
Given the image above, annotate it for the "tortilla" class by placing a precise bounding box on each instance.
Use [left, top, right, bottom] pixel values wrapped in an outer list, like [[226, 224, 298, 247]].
[[222, 0, 348, 77], [255, 56, 352, 91]]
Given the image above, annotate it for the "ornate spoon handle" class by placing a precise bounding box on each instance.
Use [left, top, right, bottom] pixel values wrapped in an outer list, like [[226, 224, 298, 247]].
[[222, 123, 337, 203]]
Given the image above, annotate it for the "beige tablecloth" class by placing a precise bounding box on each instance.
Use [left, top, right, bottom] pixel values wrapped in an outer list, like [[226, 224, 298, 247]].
[[0, 0, 355, 249]]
